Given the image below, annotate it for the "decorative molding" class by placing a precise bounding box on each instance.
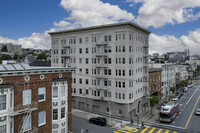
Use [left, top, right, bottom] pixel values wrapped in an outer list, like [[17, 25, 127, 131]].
[[53, 102, 58, 106], [0, 78, 3, 84], [61, 101, 66, 105], [61, 122, 66, 126], [24, 75, 30, 81], [40, 75, 45, 80], [59, 73, 62, 78], [0, 115, 7, 122]]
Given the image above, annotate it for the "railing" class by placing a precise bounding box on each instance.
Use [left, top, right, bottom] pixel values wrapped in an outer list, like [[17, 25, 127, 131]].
[[96, 41, 108, 46], [62, 44, 70, 48], [9, 102, 38, 116], [95, 63, 108, 68], [96, 52, 108, 57]]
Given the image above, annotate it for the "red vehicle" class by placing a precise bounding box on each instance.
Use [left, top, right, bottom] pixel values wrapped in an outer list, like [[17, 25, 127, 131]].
[[159, 103, 179, 123]]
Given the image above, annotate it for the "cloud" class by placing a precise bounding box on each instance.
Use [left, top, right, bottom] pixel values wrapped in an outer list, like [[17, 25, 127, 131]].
[[149, 29, 200, 54], [0, 0, 135, 50], [0, 32, 51, 50], [60, 0, 134, 27], [127, 0, 200, 28]]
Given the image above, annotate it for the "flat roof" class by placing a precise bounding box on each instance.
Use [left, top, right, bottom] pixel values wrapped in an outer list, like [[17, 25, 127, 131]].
[[48, 21, 151, 35]]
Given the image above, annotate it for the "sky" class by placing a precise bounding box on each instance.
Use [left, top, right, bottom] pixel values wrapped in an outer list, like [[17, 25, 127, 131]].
[[0, 0, 200, 54]]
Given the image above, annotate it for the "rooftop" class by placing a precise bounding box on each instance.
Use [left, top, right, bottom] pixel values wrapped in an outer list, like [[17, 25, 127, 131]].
[[48, 21, 151, 35]]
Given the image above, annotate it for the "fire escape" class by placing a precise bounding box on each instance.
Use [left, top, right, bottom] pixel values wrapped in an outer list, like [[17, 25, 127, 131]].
[[10, 75, 38, 133]]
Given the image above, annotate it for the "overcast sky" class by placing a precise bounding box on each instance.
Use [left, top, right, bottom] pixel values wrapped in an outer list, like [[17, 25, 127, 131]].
[[0, 0, 200, 54]]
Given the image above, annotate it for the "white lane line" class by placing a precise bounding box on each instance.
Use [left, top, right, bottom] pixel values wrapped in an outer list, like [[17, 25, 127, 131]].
[[186, 85, 200, 105]]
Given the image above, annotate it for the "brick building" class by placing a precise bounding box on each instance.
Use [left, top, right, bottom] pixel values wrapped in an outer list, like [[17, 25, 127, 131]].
[[149, 68, 162, 99], [0, 64, 74, 133]]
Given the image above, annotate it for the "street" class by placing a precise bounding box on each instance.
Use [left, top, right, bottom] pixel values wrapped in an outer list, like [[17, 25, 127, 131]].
[[72, 115, 115, 133], [171, 82, 200, 132]]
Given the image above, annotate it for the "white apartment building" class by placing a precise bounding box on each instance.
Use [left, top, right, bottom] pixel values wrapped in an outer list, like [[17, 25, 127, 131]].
[[0, 43, 22, 55], [150, 63, 176, 100], [174, 65, 189, 81], [49, 22, 150, 119]]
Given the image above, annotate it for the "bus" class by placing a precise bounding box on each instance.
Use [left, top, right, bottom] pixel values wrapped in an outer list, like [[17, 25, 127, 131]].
[[159, 103, 179, 123]]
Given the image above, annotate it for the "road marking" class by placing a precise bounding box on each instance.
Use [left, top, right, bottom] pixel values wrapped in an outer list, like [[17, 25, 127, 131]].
[[186, 85, 199, 105], [185, 96, 200, 129], [173, 132, 177, 133], [128, 129, 138, 132], [141, 127, 149, 133], [149, 128, 155, 133], [117, 129, 130, 133], [114, 131, 120, 133], [157, 129, 162, 133], [165, 130, 169, 133]]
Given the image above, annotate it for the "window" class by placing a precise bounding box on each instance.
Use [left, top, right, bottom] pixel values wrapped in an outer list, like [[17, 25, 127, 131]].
[[79, 89, 82, 94], [79, 79, 82, 84], [86, 48, 89, 53], [79, 38, 82, 44], [79, 58, 82, 64], [53, 109, 58, 120], [79, 48, 82, 54], [23, 115, 31, 131], [85, 79, 89, 84], [61, 107, 65, 119], [79, 68, 82, 74], [86, 69, 89, 74], [53, 130, 58, 133], [23, 89, 31, 105], [38, 111, 46, 126], [61, 128, 65, 133], [61, 86, 66, 98], [38, 87, 45, 102], [0, 124, 6, 133], [85, 58, 89, 64], [0, 95, 6, 111], [85, 37, 89, 43], [52, 86, 58, 98]]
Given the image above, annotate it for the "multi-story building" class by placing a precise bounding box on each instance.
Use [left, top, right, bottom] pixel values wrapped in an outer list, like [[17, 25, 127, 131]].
[[149, 68, 162, 99], [0, 43, 22, 55], [150, 63, 176, 100], [0, 63, 74, 133], [49, 22, 151, 120]]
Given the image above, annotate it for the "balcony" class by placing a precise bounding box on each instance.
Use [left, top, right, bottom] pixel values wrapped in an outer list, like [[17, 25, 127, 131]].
[[95, 63, 108, 68], [96, 41, 108, 46], [9, 102, 38, 116], [94, 85, 108, 90], [62, 44, 70, 48], [61, 54, 70, 58], [96, 52, 108, 57]]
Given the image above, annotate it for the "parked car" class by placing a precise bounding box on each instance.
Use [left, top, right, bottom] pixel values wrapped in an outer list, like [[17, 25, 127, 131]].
[[176, 93, 182, 99], [89, 117, 107, 126], [195, 108, 200, 116], [172, 97, 178, 102], [188, 84, 193, 88], [184, 87, 188, 92]]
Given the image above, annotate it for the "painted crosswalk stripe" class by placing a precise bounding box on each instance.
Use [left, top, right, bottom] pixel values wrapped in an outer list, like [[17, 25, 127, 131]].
[[165, 130, 169, 133], [128, 129, 139, 132], [157, 129, 162, 133], [141, 127, 149, 133], [149, 128, 155, 133], [114, 131, 120, 133], [117, 129, 130, 133]]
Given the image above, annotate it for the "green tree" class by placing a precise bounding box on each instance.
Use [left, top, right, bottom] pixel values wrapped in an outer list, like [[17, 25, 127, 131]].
[[13, 53, 19, 60], [36, 53, 47, 60], [181, 80, 187, 87], [1, 45, 8, 52], [150, 96, 159, 115], [170, 86, 176, 94], [1, 54, 12, 60]]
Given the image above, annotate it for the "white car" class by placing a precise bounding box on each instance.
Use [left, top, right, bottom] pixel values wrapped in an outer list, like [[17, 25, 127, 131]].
[[172, 98, 178, 101]]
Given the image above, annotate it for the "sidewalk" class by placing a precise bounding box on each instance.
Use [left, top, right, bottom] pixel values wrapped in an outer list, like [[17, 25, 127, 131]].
[[72, 105, 160, 129]]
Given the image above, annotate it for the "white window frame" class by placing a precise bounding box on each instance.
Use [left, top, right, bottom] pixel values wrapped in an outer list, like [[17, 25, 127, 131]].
[[0, 124, 6, 133], [61, 107, 65, 119], [38, 87, 46, 102], [0, 95, 6, 111], [52, 86, 58, 99], [23, 89, 31, 105], [52, 130, 58, 133], [61, 86, 66, 98], [23, 115, 32, 131], [53, 108, 58, 121], [38, 111, 46, 126], [61, 128, 65, 133]]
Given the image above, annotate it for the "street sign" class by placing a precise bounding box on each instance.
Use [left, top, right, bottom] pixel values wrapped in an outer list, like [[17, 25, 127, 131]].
[[108, 103, 112, 106], [146, 96, 153, 99]]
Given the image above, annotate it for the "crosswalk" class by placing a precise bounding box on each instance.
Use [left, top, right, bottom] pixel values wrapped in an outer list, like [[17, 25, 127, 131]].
[[114, 127, 178, 133]]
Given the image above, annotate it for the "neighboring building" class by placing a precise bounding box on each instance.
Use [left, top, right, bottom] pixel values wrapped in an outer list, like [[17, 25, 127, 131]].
[[174, 65, 188, 81], [184, 49, 190, 60], [30, 60, 51, 67], [0, 43, 22, 55], [49, 22, 151, 120], [0, 63, 74, 133], [166, 51, 186, 63], [149, 68, 162, 99], [150, 63, 176, 100]]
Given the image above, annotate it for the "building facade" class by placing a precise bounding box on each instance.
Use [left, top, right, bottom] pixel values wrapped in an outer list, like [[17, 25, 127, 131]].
[[150, 63, 176, 100], [0, 64, 74, 133], [0, 43, 22, 55], [49, 22, 150, 120], [149, 68, 162, 99]]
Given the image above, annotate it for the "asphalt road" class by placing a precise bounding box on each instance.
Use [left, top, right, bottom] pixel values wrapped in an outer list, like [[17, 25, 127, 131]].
[[170, 82, 200, 132], [72, 115, 115, 133]]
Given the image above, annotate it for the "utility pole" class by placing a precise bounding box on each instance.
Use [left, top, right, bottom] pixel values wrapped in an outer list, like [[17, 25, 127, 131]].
[[108, 99, 111, 125]]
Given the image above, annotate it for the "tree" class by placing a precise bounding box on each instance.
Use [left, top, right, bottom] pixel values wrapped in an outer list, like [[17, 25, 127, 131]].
[[150, 96, 159, 115], [1, 45, 8, 52], [13, 53, 19, 60], [36, 53, 47, 60], [1, 54, 12, 60], [170, 86, 176, 94], [181, 80, 187, 87]]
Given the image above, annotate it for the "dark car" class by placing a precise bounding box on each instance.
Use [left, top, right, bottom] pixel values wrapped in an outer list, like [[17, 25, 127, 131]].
[[89, 117, 107, 126], [195, 108, 200, 116]]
